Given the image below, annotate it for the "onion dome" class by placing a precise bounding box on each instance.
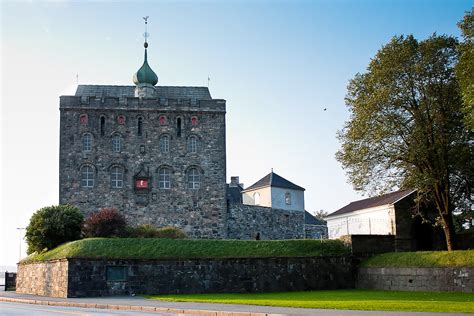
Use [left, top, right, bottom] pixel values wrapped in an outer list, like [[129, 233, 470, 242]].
[[133, 42, 158, 86]]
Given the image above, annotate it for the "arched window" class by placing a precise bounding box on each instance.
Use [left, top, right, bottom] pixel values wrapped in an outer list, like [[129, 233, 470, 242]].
[[137, 117, 143, 136], [158, 167, 171, 189], [112, 134, 121, 153], [191, 116, 198, 126], [82, 133, 92, 152], [111, 166, 124, 188], [285, 192, 291, 205], [254, 192, 260, 205], [177, 118, 182, 137], [100, 116, 106, 137], [187, 168, 200, 189], [159, 135, 169, 153], [187, 135, 198, 153], [81, 165, 94, 188]]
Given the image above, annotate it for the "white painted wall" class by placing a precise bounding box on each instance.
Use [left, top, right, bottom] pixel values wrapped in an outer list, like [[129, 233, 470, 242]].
[[243, 186, 304, 211], [271, 187, 305, 211], [242, 187, 272, 207], [326, 205, 396, 239]]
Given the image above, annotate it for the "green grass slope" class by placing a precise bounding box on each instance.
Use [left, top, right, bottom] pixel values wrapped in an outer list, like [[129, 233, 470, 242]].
[[361, 250, 474, 268], [22, 238, 349, 263], [146, 289, 474, 313]]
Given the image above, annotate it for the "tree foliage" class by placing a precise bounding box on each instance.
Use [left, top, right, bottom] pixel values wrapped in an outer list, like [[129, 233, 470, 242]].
[[336, 34, 473, 250], [83, 208, 127, 238], [25, 205, 84, 254], [455, 9, 474, 130], [312, 209, 329, 221]]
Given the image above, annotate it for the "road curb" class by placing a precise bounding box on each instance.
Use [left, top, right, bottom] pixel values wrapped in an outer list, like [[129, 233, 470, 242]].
[[0, 296, 276, 316]]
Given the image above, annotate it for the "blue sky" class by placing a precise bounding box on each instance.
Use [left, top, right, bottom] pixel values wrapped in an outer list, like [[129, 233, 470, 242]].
[[1, 0, 471, 267]]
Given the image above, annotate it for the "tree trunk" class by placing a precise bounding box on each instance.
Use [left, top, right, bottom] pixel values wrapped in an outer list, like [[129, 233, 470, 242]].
[[433, 182, 457, 251], [441, 213, 457, 251]]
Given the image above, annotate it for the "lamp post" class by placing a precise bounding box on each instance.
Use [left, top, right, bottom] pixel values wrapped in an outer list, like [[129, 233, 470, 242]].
[[16, 227, 25, 261]]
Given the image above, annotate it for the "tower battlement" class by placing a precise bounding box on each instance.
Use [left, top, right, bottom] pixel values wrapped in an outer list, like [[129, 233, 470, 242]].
[[60, 95, 226, 112]]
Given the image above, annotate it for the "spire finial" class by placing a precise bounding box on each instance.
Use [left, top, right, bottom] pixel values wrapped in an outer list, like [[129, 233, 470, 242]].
[[143, 16, 149, 48], [133, 16, 158, 88]]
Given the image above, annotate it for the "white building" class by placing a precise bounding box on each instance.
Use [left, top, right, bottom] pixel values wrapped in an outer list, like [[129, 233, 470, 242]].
[[325, 189, 416, 239], [242, 171, 305, 211]]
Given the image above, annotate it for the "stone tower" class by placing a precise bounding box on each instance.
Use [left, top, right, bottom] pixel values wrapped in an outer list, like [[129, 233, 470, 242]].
[[58, 24, 227, 238]]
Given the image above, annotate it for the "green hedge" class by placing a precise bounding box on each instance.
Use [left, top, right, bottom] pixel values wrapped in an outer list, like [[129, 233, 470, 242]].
[[361, 250, 474, 268], [22, 238, 349, 263]]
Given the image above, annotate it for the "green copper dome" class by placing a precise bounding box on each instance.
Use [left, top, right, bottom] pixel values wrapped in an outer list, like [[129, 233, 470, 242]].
[[133, 47, 158, 86]]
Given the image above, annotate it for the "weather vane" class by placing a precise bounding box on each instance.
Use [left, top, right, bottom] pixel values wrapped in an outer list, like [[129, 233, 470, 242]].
[[143, 16, 150, 45]]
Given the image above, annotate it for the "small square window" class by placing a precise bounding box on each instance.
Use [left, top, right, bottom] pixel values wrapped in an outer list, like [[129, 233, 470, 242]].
[[79, 114, 88, 125], [159, 116, 167, 125], [117, 115, 126, 125]]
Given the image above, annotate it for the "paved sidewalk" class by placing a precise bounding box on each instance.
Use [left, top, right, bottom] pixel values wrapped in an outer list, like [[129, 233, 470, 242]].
[[0, 291, 472, 316]]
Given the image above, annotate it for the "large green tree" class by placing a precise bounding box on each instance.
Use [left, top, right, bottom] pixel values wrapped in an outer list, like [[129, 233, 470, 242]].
[[455, 9, 474, 130], [336, 34, 473, 250], [25, 205, 84, 254]]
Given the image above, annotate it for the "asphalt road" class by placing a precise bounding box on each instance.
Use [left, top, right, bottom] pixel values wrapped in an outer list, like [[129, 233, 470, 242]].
[[2, 300, 473, 316], [0, 302, 183, 316]]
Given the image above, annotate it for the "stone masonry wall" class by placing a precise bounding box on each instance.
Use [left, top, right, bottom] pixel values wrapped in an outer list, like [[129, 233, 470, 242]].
[[59, 96, 227, 239], [358, 267, 474, 292], [20, 256, 353, 298], [304, 224, 328, 239], [16, 260, 69, 297], [227, 203, 304, 240]]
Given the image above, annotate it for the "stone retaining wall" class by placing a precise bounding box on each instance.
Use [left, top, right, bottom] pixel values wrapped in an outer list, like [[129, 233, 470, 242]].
[[17, 256, 354, 298], [358, 267, 474, 292], [227, 203, 304, 240], [16, 260, 69, 297]]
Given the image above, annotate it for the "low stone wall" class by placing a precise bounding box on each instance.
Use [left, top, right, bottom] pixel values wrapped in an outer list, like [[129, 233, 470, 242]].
[[358, 267, 474, 292], [227, 203, 304, 240], [304, 224, 328, 239], [17, 256, 354, 298], [16, 260, 69, 297]]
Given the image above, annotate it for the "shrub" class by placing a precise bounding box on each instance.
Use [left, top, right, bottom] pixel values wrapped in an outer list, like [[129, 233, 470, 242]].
[[25, 205, 84, 254], [127, 224, 187, 239], [83, 208, 127, 237]]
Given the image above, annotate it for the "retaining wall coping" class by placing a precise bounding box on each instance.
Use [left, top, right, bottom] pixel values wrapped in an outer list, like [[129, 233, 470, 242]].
[[21, 254, 352, 264]]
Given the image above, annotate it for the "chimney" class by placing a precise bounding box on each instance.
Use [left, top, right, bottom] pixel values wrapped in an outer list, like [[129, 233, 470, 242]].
[[230, 176, 239, 187]]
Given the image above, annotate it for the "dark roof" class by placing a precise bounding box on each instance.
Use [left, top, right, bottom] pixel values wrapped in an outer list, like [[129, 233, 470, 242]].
[[326, 189, 416, 218], [305, 211, 326, 225], [243, 172, 305, 192], [226, 184, 243, 204], [75, 85, 212, 100]]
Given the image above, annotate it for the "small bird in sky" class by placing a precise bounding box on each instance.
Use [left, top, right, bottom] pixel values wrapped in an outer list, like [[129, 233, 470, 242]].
[[323, 108, 327, 111]]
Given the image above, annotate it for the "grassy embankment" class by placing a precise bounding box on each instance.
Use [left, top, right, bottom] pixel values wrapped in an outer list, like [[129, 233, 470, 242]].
[[22, 238, 348, 262], [361, 249, 474, 268]]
